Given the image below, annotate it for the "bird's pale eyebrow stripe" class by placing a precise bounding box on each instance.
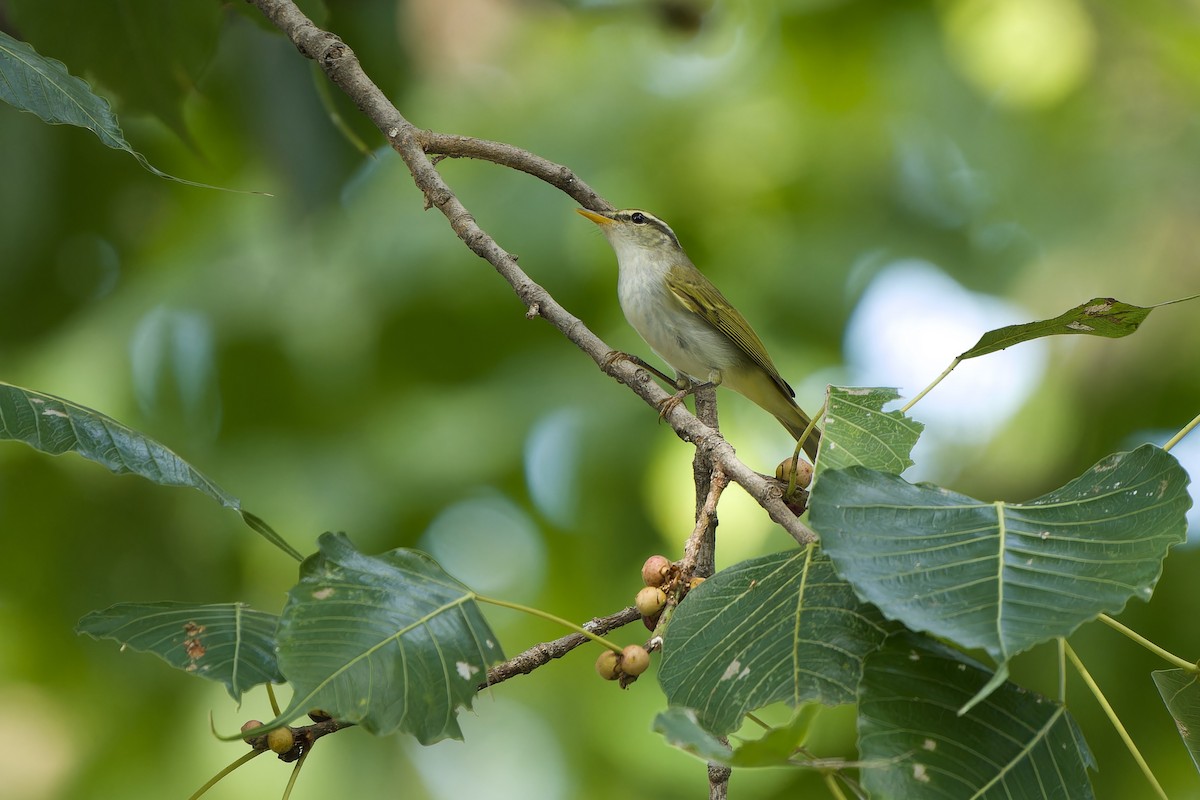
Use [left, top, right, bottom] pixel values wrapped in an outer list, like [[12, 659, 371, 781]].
[[619, 210, 680, 247]]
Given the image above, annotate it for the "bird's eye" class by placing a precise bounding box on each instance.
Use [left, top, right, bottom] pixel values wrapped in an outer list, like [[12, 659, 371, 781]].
[[630, 212, 646, 224]]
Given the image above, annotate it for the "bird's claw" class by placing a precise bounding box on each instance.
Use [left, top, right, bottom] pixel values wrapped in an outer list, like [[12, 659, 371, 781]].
[[602, 350, 630, 371], [656, 390, 689, 421]]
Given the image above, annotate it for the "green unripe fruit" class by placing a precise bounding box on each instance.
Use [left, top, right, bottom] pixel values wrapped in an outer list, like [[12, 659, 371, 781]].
[[267, 726, 295, 755]]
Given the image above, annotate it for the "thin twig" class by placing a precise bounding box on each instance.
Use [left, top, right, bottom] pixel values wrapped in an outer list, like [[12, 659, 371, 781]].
[[682, 460, 728, 581], [690, 385, 721, 579], [478, 607, 641, 690], [420, 132, 610, 210], [708, 758, 732, 800]]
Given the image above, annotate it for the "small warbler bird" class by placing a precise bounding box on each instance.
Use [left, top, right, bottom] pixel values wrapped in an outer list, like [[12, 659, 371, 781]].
[[577, 207, 820, 460]]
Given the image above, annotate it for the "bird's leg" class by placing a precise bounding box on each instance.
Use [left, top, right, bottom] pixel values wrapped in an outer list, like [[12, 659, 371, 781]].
[[603, 350, 681, 388], [657, 369, 723, 421]]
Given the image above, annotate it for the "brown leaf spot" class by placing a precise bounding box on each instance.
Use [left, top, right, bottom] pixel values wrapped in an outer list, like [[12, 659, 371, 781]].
[[182, 621, 207, 662], [1083, 301, 1114, 315]]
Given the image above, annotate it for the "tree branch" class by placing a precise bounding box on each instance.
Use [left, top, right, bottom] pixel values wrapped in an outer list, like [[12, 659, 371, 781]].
[[421, 132, 610, 209], [478, 606, 642, 691], [246, 0, 817, 547]]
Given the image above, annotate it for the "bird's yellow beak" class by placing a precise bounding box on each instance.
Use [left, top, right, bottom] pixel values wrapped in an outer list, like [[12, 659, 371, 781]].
[[576, 208, 614, 226]]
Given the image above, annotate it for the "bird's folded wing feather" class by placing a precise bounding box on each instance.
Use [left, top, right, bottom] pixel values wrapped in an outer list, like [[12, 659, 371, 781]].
[[665, 262, 796, 398]]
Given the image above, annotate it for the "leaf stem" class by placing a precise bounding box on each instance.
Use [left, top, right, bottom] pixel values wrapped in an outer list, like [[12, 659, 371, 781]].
[[476, 595, 624, 652], [1064, 642, 1167, 800], [745, 711, 771, 731], [822, 772, 850, 800], [788, 400, 827, 497], [1162, 410, 1200, 453], [266, 683, 283, 717], [901, 358, 959, 414], [1056, 639, 1067, 703], [186, 750, 264, 800], [280, 750, 309, 800], [1098, 614, 1197, 671], [1147, 292, 1200, 309]]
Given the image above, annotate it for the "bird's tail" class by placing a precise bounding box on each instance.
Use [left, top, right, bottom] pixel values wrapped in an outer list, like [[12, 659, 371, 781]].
[[777, 407, 821, 462]]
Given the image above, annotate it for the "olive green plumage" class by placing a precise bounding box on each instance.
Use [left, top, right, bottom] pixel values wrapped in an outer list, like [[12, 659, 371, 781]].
[[578, 207, 820, 460]]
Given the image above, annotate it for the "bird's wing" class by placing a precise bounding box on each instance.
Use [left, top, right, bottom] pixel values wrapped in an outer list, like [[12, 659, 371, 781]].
[[664, 260, 796, 398]]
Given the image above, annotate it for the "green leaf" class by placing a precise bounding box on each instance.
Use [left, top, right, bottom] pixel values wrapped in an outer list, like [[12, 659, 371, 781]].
[[655, 705, 871, 771], [810, 445, 1189, 665], [653, 707, 735, 763], [0, 28, 130, 147], [274, 532, 503, 743], [658, 547, 893, 735], [727, 705, 820, 767], [0, 382, 302, 560], [817, 386, 924, 476], [0, 29, 257, 191], [76, 602, 282, 701], [959, 297, 1151, 360], [5, 0, 220, 140], [1152, 669, 1200, 774], [858, 633, 1095, 799]]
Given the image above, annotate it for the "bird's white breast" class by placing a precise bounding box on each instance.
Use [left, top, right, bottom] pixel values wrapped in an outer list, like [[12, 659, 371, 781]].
[[611, 242, 739, 382]]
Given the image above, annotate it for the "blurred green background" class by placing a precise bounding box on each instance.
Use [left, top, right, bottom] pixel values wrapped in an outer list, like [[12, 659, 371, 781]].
[[2, 0, 1199, 797]]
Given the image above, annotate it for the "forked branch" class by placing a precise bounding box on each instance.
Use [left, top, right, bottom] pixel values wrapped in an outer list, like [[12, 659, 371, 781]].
[[246, 0, 818, 547]]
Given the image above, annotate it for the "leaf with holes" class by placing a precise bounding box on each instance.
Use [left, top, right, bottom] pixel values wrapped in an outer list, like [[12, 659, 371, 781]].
[[0, 382, 301, 560], [816, 386, 923, 476], [810, 444, 1189, 666], [658, 547, 893, 735], [858, 632, 1095, 799], [959, 297, 1150, 360], [76, 602, 282, 701], [274, 532, 502, 743]]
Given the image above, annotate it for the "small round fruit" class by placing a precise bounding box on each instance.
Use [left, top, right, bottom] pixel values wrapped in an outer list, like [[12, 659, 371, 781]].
[[241, 720, 264, 745], [775, 456, 813, 489], [267, 726, 295, 754], [595, 650, 622, 680], [635, 586, 667, 617], [621, 644, 651, 677], [641, 555, 671, 587]]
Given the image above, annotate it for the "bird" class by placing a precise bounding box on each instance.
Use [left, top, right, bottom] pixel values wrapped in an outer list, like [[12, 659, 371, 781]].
[[577, 207, 821, 460]]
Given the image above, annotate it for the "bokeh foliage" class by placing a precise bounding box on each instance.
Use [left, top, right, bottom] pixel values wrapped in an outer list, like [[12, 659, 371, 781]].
[[2, 1, 1200, 798]]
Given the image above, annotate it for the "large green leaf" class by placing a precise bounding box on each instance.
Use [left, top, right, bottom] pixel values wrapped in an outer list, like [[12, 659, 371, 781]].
[[1152, 669, 1200, 774], [0, 28, 135, 148], [0, 382, 302, 560], [274, 532, 502, 743], [958, 297, 1151, 360], [6, 0, 220, 140], [76, 602, 282, 701], [858, 633, 1095, 799], [817, 386, 923, 476], [658, 547, 893, 735], [810, 445, 1189, 664], [0, 29, 249, 189]]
